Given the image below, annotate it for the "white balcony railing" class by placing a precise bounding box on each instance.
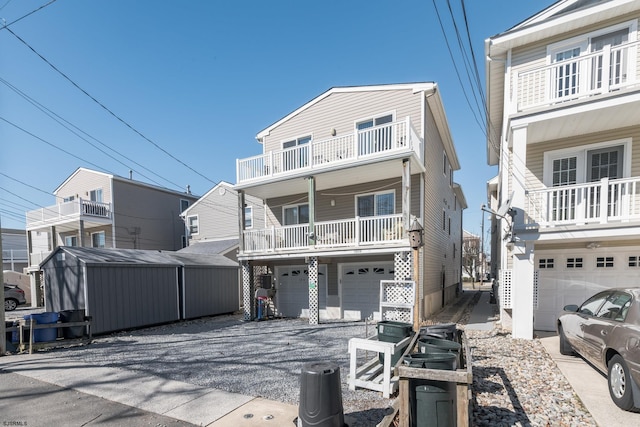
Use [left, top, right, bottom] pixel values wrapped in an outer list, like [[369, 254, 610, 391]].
[[516, 39, 640, 111], [525, 177, 640, 227], [26, 198, 112, 229], [242, 214, 404, 254], [236, 117, 422, 183]]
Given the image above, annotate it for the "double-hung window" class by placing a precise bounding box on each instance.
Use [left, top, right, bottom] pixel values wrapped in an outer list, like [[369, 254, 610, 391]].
[[64, 235, 78, 247], [91, 231, 105, 248], [187, 215, 199, 235]]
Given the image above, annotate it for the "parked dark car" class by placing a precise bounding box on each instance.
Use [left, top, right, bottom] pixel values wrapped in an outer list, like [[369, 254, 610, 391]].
[[4, 284, 27, 311], [557, 288, 640, 411]]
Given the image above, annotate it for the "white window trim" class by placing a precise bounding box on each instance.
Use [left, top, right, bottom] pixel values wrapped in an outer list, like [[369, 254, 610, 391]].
[[89, 188, 103, 202], [280, 133, 314, 149], [443, 151, 448, 176], [244, 206, 253, 229], [546, 20, 638, 63], [91, 231, 106, 248], [542, 138, 631, 186], [353, 110, 397, 130], [353, 190, 396, 217], [187, 214, 199, 235], [282, 203, 309, 225]]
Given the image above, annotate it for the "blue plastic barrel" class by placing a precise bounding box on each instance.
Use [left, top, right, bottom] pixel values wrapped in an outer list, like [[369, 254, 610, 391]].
[[25, 312, 59, 342]]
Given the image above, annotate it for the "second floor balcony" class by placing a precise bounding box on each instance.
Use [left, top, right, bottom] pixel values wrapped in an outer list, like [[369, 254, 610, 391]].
[[515, 39, 640, 112], [525, 176, 640, 228], [242, 214, 406, 256], [26, 198, 112, 231], [236, 117, 423, 186]]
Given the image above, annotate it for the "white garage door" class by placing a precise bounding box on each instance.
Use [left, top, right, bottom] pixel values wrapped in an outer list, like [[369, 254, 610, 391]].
[[275, 265, 327, 318], [534, 249, 640, 331], [341, 262, 394, 321]]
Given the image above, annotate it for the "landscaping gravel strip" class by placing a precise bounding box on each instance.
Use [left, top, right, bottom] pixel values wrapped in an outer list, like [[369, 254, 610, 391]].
[[43, 290, 598, 426]]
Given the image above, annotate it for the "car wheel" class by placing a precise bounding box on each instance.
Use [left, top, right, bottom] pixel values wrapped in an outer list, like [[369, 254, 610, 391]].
[[608, 354, 635, 411], [558, 324, 574, 356], [4, 298, 18, 311]]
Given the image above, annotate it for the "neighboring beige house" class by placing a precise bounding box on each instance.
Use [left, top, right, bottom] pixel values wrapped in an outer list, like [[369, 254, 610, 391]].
[[179, 181, 265, 261], [485, 0, 640, 338], [25, 167, 198, 305], [234, 83, 466, 324]]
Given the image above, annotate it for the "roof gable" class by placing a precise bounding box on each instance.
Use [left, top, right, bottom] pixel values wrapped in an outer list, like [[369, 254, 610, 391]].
[[256, 83, 436, 141]]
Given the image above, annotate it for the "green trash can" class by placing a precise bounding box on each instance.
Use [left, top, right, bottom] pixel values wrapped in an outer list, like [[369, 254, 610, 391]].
[[377, 321, 413, 365], [415, 385, 454, 427], [403, 352, 457, 370]]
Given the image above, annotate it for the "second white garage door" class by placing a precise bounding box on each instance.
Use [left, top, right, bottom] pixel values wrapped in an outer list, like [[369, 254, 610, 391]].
[[340, 262, 394, 321], [534, 248, 640, 331], [275, 265, 327, 319]]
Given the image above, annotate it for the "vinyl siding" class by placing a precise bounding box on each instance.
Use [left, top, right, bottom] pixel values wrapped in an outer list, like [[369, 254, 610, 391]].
[[261, 89, 423, 153], [264, 176, 421, 226], [56, 169, 112, 203], [421, 101, 462, 315], [524, 125, 640, 193], [112, 179, 197, 250], [187, 185, 264, 242]]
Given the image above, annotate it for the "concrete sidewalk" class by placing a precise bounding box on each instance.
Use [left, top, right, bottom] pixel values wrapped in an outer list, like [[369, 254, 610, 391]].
[[0, 352, 298, 427]]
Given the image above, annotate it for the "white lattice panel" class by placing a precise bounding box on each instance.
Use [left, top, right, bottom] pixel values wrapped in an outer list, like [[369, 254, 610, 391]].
[[380, 280, 415, 324], [308, 257, 319, 325], [394, 251, 412, 281], [381, 306, 413, 323], [500, 269, 513, 309], [242, 262, 252, 320]]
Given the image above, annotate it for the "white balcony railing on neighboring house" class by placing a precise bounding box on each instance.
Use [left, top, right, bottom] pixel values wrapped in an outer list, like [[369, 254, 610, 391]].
[[242, 214, 405, 254], [26, 198, 112, 229], [525, 177, 640, 227], [28, 251, 50, 267], [516, 39, 640, 111], [236, 118, 422, 183]]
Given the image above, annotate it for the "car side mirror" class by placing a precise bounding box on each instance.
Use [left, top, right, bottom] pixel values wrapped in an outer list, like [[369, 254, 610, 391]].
[[563, 304, 579, 312]]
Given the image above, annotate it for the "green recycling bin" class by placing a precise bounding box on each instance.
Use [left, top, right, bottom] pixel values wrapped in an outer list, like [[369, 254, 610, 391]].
[[377, 321, 413, 365], [415, 385, 454, 427]]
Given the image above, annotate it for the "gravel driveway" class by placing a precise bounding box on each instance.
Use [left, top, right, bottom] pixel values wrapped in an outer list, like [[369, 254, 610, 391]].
[[50, 315, 395, 426]]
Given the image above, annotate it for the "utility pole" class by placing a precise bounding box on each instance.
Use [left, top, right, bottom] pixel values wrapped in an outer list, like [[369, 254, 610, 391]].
[[481, 204, 486, 288], [1, 216, 6, 355]]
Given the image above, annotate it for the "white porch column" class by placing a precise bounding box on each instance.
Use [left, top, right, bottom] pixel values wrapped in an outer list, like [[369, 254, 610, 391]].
[[308, 256, 319, 325], [512, 242, 534, 339], [510, 125, 534, 339]]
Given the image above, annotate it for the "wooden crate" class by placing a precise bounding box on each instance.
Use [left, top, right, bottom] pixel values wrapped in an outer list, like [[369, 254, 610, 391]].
[[394, 330, 473, 427], [5, 317, 93, 354]]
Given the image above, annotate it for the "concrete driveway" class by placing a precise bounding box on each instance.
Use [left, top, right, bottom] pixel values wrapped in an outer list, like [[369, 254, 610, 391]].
[[538, 331, 640, 427]]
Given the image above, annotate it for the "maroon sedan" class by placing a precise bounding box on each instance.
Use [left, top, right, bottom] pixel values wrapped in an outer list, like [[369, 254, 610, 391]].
[[557, 288, 640, 411]]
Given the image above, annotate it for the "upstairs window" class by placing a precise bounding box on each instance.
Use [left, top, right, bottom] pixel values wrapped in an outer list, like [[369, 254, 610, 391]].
[[63, 195, 75, 203], [282, 135, 311, 170], [64, 235, 78, 247], [187, 215, 199, 235], [356, 114, 393, 153], [91, 231, 105, 248], [283, 204, 309, 225], [356, 191, 394, 217], [244, 206, 253, 229], [89, 189, 103, 203]]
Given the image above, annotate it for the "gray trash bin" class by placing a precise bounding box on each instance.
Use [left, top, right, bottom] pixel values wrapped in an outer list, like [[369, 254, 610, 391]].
[[415, 385, 454, 427], [59, 309, 85, 339], [298, 362, 345, 427]]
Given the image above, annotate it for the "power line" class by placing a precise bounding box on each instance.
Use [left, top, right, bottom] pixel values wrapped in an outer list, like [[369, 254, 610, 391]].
[[0, 0, 56, 29], [431, 0, 486, 134], [0, 76, 185, 191], [0, 115, 108, 172], [4, 26, 216, 185]]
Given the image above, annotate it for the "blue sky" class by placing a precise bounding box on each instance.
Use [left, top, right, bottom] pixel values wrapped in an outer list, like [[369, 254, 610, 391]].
[[0, 0, 552, 238]]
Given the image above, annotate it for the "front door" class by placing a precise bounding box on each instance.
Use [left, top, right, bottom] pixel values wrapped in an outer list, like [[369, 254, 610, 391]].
[[587, 145, 623, 217]]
